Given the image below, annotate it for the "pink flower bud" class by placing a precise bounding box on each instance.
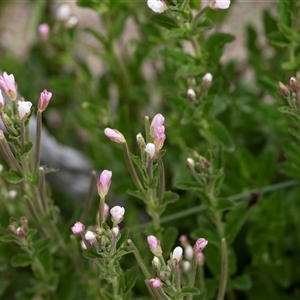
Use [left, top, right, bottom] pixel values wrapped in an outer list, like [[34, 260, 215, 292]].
[[147, 0, 167, 14], [172, 246, 183, 266], [154, 125, 166, 151], [209, 0, 230, 10], [0, 72, 18, 100], [71, 221, 85, 234], [97, 170, 112, 198], [149, 278, 163, 289], [150, 113, 165, 133], [279, 82, 290, 98], [104, 128, 126, 144], [179, 235, 189, 247], [16, 227, 26, 239], [290, 77, 300, 93], [145, 143, 156, 159], [38, 23, 50, 40], [193, 238, 208, 254], [38, 89, 52, 112], [110, 206, 125, 224], [17, 100, 32, 122], [147, 235, 162, 256]]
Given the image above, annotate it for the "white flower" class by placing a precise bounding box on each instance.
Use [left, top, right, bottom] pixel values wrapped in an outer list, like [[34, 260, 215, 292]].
[[209, 0, 230, 10], [56, 4, 71, 21], [85, 230, 96, 243], [203, 73, 213, 84], [145, 143, 156, 160], [147, 0, 167, 14], [111, 226, 120, 238], [110, 206, 125, 224], [17, 101, 32, 122], [172, 246, 183, 266]]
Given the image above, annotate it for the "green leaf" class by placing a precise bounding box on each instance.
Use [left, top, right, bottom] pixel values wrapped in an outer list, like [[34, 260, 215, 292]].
[[217, 198, 235, 211], [82, 249, 101, 260], [161, 191, 180, 206], [279, 162, 300, 181], [100, 289, 115, 300], [5, 170, 23, 184], [267, 31, 289, 48], [228, 273, 252, 291], [180, 286, 200, 296], [117, 227, 129, 249], [162, 227, 178, 256], [84, 27, 108, 47], [199, 119, 235, 152], [151, 14, 179, 30], [124, 267, 138, 293], [225, 201, 251, 245], [0, 234, 18, 243], [33, 238, 51, 255], [11, 254, 32, 267]]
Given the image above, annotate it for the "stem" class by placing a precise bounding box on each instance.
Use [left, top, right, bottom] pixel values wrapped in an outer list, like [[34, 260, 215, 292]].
[[81, 170, 97, 223], [20, 121, 25, 151], [38, 167, 48, 212], [34, 110, 42, 171], [187, 254, 198, 300], [127, 239, 151, 279], [144, 116, 151, 143], [98, 196, 105, 227], [157, 152, 165, 202], [122, 142, 144, 191], [192, 5, 210, 28], [174, 265, 181, 292], [0, 135, 23, 174], [216, 238, 228, 300], [199, 264, 205, 294]]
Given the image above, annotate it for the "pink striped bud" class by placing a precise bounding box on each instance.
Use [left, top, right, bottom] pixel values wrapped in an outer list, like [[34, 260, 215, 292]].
[[97, 170, 112, 198], [0, 72, 18, 100], [147, 235, 162, 256], [104, 128, 126, 144], [193, 238, 208, 254], [149, 278, 163, 289], [71, 221, 85, 234], [110, 206, 125, 224], [38, 89, 52, 112], [150, 113, 165, 135]]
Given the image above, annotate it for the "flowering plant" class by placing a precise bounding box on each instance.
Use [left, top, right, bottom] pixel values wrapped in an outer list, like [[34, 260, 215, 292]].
[[0, 1, 300, 299]]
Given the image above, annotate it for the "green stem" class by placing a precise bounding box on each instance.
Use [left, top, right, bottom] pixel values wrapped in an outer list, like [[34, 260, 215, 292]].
[[81, 171, 97, 223], [122, 142, 144, 191], [199, 264, 205, 294], [192, 5, 210, 28], [216, 238, 228, 300], [187, 254, 198, 300], [98, 196, 105, 227], [174, 265, 181, 292], [38, 167, 48, 212], [34, 110, 42, 171], [157, 152, 165, 202], [0, 134, 23, 174], [127, 239, 151, 279]]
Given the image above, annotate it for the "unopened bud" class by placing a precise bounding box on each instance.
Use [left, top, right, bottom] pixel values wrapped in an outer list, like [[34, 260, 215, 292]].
[[145, 143, 156, 160], [137, 133, 146, 149], [171, 246, 183, 266], [202, 73, 213, 89], [152, 256, 161, 270], [279, 82, 290, 98], [111, 226, 120, 238], [104, 128, 126, 144], [16, 227, 26, 239], [290, 77, 300, 93], [186, 158, 195, 170], [187, 88, 196, 102]]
